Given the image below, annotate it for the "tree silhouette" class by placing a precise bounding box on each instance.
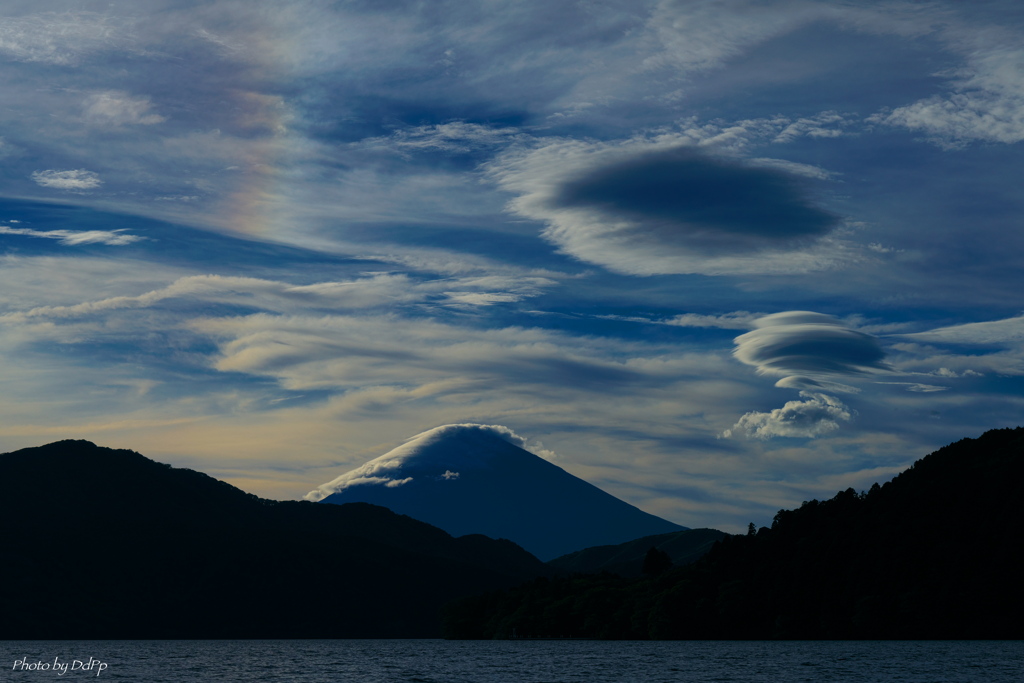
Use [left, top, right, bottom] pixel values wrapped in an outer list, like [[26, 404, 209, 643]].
[[642, 547, 672, 577]]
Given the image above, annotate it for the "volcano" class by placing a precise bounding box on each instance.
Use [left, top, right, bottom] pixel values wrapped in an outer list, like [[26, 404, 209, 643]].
[[307, 424, 685, 560]]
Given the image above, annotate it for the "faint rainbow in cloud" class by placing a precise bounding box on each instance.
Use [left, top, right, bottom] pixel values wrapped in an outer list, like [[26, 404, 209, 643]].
[[214, 87, 295, 238]]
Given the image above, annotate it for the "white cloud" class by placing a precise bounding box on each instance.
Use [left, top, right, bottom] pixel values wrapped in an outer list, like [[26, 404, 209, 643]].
[[0, 11, 138, 66], [746, 157, 834, 180], [361, 122, 524, 155], [666, 311, 761, 329], [874, 26, 1024, 146], [0, 225, 141, 246], [593, 310, 762, 330], [773, 375, 858, 394], [305, 423, 526, 500], [642, 1, 933, 81], [0, 271, 557, 326], [889, 316, 1024, 379], [0, 255, 189, 312], [725, 312, 889, 439], [441, 291, 523, 306], [0, 273, 422, 322], [190, 312, 661, 393], [875, 382, 949, 393], [643, 0, 817, 74], [30, 169, 102, 190], [1, 270, 728, 429], [768, 112, 851, 145], [0, 264, 733, 438], [723, 391, 853, 439], [903, 315, 1024, 345], [84, 91, 165, 126]]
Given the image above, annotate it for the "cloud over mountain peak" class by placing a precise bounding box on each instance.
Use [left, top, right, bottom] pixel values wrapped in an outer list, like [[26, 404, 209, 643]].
[[304, 423, 528, 501]]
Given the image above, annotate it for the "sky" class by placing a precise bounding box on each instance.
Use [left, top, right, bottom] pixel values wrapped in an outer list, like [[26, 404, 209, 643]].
[[2, 0, 1024, 534]]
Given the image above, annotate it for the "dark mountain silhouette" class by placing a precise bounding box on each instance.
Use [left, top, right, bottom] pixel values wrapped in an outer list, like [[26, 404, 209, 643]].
[[548, 528, 727, 577], [444, 427, 1024, 640], [309, 424, 686, 561], [0, 440, 547, 639]]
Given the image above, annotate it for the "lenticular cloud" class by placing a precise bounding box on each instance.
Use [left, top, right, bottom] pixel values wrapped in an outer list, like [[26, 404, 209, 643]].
[[725, 312, 887, 440], [304, 423, 526, 501], [732, 311, 888, 381], [489, 138, 848, 276]]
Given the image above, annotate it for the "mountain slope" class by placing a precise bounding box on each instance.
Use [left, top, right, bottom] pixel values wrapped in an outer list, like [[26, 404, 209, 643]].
[[0, 440, 547, 639], [548, 528, 727, 577], [309, 424, 685, 560], [445, 427, 1024, 639]]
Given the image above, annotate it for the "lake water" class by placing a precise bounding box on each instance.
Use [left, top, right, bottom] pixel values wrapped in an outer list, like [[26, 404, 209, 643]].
[[3, 640, 1021, 682]]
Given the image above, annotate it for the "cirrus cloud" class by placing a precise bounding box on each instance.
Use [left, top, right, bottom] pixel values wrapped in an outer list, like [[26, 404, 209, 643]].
[[84, 91, 166, 126], [30, 169, 102, 190], [0, 225, 141, 246], [0, 11, 138, 66], [873, 28, 1024, 147]]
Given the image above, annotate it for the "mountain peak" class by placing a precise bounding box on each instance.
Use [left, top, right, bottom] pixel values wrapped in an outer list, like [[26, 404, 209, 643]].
[[305, 423, 537, 501], [311, 423, 685, 560]]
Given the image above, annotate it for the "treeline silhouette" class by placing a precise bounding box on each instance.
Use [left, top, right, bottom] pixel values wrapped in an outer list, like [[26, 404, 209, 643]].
[[444, 427, 1024, 639], [0, 440, 547, 638], [547, 528, 726, 578]]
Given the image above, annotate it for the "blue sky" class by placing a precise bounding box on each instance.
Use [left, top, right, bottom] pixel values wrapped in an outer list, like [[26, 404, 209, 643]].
[[2, 0, 1024, 532]]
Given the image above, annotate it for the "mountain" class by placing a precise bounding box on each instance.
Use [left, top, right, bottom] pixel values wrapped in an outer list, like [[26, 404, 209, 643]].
[[548, 528, 727, 577], [0, 440, 547, 639], [308, 424, 686, 561], [444, 427, 1024, 640]]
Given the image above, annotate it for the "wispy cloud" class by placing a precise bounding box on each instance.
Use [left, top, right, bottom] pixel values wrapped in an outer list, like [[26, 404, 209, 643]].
[[666, 312, 761, 330], [361, 122, 525, 155], [0, 225, 139, 246], [873, 27, 1024, 146], [1, 272, 554, 323], [30, 169, 102, 190], [0, 10, 139, 66], [83, 91, 165, 126], [902, 315, 1024, 345]]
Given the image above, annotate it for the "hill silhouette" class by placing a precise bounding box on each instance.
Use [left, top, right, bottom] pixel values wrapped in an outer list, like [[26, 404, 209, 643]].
[[548, 528, 727, 577], [311, 424, 685, 560], [444, 427, 1024, 639], [0, 440, 547, 638]]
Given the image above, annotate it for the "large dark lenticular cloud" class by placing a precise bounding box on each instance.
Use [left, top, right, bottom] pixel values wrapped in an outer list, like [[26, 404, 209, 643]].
[[550, 147, 839, 255]]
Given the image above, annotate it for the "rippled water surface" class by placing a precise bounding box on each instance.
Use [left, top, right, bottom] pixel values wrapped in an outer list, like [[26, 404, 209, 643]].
[[4, 639, 1021, 682]]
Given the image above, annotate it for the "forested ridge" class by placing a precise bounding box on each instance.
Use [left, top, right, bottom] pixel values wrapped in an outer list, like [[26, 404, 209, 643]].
[[0, 440, 546, 638], [444, 427, 1024, 639]]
